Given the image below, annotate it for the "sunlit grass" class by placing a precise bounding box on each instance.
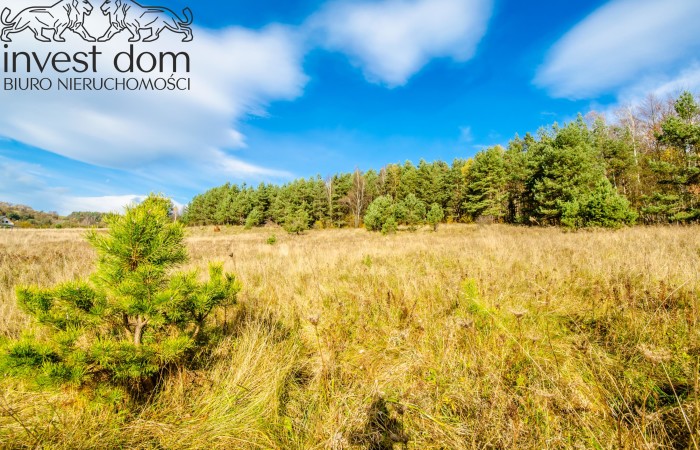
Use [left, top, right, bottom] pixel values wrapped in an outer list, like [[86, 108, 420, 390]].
[[1, 224, 699, 448]]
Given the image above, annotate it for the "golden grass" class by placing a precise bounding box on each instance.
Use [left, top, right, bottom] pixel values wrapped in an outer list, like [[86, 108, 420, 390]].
[[1, 225, 699, 449]]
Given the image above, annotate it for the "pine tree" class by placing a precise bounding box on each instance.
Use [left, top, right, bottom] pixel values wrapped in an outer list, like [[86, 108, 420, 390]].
[[503, 136, 531, 223], [180, 92, 700, 227], [398, 161, 419, 200], [245, 207, 264, 229], [649, 91, 700, 221], [561, 179, 637, 228], [464, 146, 508, 221], [2, 195, 240, 395], [427, 203, 444, 231], [283, 206, 310, 234], [400, 193, 426, 231], [364, 196, 395, 232], [527, 119, 606, 224]]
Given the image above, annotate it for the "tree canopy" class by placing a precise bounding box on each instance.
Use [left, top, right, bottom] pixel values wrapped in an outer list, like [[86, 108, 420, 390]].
[[182, 91, 700, 229]]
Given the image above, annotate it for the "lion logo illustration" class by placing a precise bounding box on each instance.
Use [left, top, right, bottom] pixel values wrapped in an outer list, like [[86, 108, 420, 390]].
[[98, 0, 192, 42], [0, 0, 96, 42]]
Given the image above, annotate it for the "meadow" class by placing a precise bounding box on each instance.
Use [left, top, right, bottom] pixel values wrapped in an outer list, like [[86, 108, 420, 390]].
[[0, 224, 699, 449]]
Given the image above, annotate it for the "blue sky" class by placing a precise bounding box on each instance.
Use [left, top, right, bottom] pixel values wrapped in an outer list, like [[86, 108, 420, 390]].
[[1, 0, 700, 214]]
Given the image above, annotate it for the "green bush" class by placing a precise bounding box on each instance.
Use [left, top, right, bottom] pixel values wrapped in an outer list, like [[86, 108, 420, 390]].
[[283, 208, 310, 234], [381, 216, 398, 235], [1, 195, 240, 395], [245, 207, 264, 229], [400, 194, 426, 231], [364, 196, 395, 232], [562, 179, 637, 228], [426, 203, 444, 232]]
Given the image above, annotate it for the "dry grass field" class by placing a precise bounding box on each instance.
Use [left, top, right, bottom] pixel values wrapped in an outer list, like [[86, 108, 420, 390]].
[[1, 225, 699, 449]]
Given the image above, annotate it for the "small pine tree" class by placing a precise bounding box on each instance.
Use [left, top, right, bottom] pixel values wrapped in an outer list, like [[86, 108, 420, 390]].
[[401, 193, 426, 231], [561, 179, 637, 228], [245, 207, 264, 229], [283, 207, 310, 235], [381, 216, 398, 235], [364, 196, 395, 232], [578, 179, 637, 227], [427, 203, 444, 231], [1, 195, 240, 395]]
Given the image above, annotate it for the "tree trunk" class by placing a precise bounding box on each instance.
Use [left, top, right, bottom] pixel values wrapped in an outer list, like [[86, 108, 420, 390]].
[[134, 316, 148, 346]]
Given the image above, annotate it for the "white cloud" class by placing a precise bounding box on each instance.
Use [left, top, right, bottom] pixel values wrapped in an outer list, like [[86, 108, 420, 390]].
[[0, 157, 66, 212], [0, 158, 45, 192], [590, 63, 700, 124], [536, 0, 700, 99], [0, 157, 187, 214], [0, 1, 307, 181], [309, 0, 493, 87], [619, 63, 700, 103], [61, 195, 147, 214], [60, 195, 185, 215], [459, 126, 473, 143]]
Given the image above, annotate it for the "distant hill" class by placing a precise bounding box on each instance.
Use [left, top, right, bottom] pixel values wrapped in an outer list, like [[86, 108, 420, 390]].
[[0, 202, 105, 228]]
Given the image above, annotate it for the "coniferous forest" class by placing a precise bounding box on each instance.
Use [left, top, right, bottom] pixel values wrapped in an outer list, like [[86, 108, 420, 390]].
[[183, 92, 700, 230]]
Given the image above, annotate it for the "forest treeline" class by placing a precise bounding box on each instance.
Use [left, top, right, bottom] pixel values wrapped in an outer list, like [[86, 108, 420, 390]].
[[182, 91, 700, 230], [0, 202, 105, 228]]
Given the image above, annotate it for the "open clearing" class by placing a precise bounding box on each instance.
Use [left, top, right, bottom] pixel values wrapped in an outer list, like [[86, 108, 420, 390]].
[[1, 225, 699, 449]]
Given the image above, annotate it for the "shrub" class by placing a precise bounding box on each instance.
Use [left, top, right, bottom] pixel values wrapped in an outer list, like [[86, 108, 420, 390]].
[[1, 194, 240, 396], [245, 207, 264, 229], [426, 203, 444, 232], [580, 181, 637, 227], [283, 208, 310, 235], [381, 216, 398, 235], [561, 179, 637, 228], [400, 194, 426, 231], [364, 196, 395, 232]]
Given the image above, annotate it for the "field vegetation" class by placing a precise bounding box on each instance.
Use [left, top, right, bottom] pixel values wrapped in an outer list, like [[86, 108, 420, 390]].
[[1, 223, 699, 449]]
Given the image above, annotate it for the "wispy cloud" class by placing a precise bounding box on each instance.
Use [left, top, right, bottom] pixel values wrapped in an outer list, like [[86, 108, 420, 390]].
[[459, 126, 473, 143], [61, 195, 148, 214], [536, 0, 700, 99], [589, 62, 700, 124], [0, 158, 58, 203], [60, 195, 185, 215], [0, 156, 182, 214], [308, 0, 494, 87], [617, 62, 700, 104]]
